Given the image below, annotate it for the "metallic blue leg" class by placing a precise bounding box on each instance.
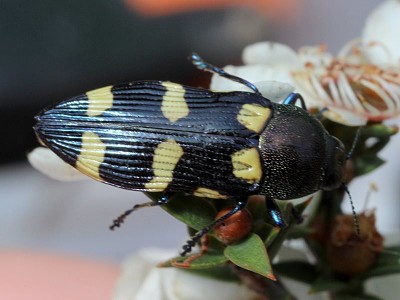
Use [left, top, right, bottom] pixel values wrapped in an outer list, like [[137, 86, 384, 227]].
[[283, 93, 307, 110]]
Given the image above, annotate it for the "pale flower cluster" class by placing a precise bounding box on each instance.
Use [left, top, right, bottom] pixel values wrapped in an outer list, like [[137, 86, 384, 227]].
[[211, 0, 400, 126], [113, 249, 260, 300]]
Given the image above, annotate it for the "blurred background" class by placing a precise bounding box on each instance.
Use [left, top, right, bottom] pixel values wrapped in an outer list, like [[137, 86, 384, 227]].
[[1, 0, 398, 263]]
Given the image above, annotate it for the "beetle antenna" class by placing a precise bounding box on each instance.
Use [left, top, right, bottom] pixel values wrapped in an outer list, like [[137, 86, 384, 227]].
[[342, 183, 360, 235], [346, 126, 363, 160], [340, 127, 362, 236], [189, 52, 262, 96], [109, 201, 159, 230], [110, 193, 172, 230]]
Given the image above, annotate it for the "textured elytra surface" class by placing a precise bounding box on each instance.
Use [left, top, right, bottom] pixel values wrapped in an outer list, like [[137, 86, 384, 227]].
[[34, 81, 273, 198]]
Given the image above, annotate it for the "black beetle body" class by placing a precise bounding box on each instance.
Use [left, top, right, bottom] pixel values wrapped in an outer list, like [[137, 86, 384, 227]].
[[34, 54, 346, 254]]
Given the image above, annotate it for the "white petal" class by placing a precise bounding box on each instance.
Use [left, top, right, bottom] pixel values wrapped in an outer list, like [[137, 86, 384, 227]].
[[291, 72, 326, 107], [254, 81, 294, 102], [169, 268, 259, 300], [27, 147, 87, 181], [113, 249, 176, 300], [298, 45, 334, 68], [375, 76, 400, 109], [323, 107, 368, 126], [337, 72, 366, 112], [113, 248, 259, 300], [327, 78, 342, 106], [361, 77, 396, 113], [337, 72, 365, 113], [362, 0, 400, 65], [242, 41, 302, 68], [309, 73, 332, 104], [135, 268, 168, 300]]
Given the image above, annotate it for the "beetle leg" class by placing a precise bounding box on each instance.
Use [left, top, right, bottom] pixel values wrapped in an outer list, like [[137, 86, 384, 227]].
[[180, 198, 247, 256], [283, 93, 307, 110], [315, 107, 329, 120], [189, 53, 261, 96], [109, 192, 175, 230], [266, 197, 287, 228]]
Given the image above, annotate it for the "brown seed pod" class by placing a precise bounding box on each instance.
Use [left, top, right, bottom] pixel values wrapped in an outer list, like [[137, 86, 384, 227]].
[[326, 210, 384, 276], [214, 206, 253, 244]]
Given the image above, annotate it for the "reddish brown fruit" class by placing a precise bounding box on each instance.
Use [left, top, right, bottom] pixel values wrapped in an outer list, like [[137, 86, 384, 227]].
[[214, 206, 253, 244]]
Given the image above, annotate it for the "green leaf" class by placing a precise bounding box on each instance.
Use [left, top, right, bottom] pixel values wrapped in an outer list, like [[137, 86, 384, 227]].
[[332, 294, 384, 300], [354, 155, 385, 177], [361, 124, 398, 138], [362, 246, 400, 278], [266, 203, 298, 260], [286, 226, 314, 239], [310, 276, 348, 293], [273, 261, 317, 284], [362, 137, 390, 156], [145, 192, 216, 231], [253, 222, 274, 242], [264, 226, 280, 248], [224, 233, 274, 279], [162, 251, 228, 269], [267, 229, 289, 261]]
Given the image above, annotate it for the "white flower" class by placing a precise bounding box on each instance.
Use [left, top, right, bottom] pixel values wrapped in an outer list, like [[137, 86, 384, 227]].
[[211, 29, 400, 127], [27, 147, 86, 181], [362, 0, 400, 66], [210, 42, 299, 95], [113, 248, 260, 300], [293, 42, 400, 126]]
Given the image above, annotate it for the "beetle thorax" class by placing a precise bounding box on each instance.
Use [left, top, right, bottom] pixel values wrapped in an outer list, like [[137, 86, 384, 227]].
[[259, 104, 341, 200]]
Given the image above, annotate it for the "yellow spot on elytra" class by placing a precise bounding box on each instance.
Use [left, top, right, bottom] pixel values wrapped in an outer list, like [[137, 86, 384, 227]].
[[86, 86, 113, 116], [237, 103, 271, 133], [193, 187, 228, 199], [76, 131, 106, 180], [161, 82, 189, 122], [144, 139, 184, 190], [231, 148, 262, 184]]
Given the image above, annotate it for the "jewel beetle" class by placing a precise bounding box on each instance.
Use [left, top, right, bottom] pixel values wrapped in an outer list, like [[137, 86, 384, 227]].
[[34, 53, 346, 255]]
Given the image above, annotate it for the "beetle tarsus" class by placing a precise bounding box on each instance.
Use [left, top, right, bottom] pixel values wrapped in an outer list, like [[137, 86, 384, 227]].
[[266, 197, 287, 228], [283, 93, 307, 110]]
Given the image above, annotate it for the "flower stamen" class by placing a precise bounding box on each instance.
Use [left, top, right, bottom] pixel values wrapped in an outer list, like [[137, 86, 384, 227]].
[[294, 45, 400, 125]]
